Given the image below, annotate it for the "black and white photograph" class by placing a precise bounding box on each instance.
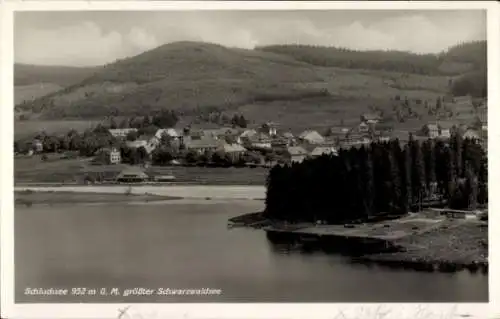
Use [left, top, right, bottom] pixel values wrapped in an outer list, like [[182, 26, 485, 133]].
[[3, 1, 492, 313]]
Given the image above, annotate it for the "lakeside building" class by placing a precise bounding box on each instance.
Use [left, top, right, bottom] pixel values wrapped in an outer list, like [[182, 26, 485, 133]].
[[115, 168, 149, 183]]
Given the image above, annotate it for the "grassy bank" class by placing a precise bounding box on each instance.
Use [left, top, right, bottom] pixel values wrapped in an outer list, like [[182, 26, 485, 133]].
[[14, 190, 183, 205], [15, 155, 268, 185]]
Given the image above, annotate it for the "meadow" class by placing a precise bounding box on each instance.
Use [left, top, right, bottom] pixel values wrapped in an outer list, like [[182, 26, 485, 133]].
[[14, 154, 269, 185]]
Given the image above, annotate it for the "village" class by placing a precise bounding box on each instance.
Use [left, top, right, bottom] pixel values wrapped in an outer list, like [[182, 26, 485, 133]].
[[15, 94, 487, 184]]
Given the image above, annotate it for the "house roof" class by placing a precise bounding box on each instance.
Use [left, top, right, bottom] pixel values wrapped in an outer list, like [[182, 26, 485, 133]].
[[185, 137, 220, 149], [240, 129, 258, 138], [211, 127, 241, 137], [219, 143, 247, 153], [116, 168, 148, 179], [310, 146, 338, 156], [287, 146, 308, 156], [155, 128, 179, 139], [97, 147, 119, 153], [299, 130, 324, 142], [282, 132, 295, 139], [248, 132, 271, 143]]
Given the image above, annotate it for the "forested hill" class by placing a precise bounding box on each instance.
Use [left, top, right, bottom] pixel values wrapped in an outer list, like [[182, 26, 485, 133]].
[[15, 40, 486, 119], [256, 40, 486, 76], [446, 41, 487, 98]]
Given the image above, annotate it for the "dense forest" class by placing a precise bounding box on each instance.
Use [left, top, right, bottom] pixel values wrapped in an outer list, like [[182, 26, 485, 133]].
[[257, 41, 486, 76], [450, 69, 487, 98], [257, 45, 443, 75], [264, 134, 487, 224]]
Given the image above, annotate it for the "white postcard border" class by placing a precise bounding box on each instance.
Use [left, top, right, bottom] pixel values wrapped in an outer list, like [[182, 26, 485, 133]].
[[1, 1, 498, 319]]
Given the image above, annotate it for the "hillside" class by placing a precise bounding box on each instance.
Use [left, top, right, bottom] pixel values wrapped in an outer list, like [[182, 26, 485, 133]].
[[15, 41, 328, 118], [15, 83, 64, 105], [15, 40, 486, 124], [14, 64, 99, 86], [14, 64, 100, 106]]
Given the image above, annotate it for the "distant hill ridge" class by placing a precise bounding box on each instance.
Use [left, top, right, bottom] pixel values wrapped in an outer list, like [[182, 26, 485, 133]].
[[256, 40, 486, 75], [15, 40, 486, 119], [15, 64, 100, 86]]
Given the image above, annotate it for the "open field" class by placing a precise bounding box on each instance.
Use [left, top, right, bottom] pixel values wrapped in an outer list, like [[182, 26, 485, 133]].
[[14, 155, 269, 185], [14, 190, 182, 205], [15, 83, 64, 106]]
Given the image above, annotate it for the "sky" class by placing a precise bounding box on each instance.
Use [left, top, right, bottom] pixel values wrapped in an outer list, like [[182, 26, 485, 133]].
[[14, 10, 486, 67]]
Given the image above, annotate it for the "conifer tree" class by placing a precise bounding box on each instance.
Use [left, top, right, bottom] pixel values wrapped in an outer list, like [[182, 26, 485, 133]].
[[466, 162, 478, 210], [403, 144, 413, 211]]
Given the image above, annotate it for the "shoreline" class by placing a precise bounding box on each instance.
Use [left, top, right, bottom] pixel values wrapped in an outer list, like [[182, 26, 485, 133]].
[[14, 190, 183, 206], [14, 184, 267, 200], [14, 186, 267, 206], [229, 212, 488, 274]]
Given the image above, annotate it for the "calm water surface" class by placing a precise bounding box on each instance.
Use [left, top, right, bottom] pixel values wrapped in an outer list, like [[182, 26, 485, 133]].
[[15, 201, 488, 303]]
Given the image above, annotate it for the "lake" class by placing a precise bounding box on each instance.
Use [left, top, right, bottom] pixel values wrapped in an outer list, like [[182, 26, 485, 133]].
[[15, 200, 488, 303]]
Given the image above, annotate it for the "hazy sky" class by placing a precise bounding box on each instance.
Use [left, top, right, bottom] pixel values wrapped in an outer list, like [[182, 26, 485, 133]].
[[15, 10, 486, 67]]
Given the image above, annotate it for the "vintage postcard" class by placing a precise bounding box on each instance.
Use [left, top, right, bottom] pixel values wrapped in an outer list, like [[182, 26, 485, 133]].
[[0, 1, 497, 319]]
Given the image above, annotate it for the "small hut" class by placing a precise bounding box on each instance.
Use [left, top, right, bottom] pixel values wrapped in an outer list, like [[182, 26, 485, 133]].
[[115, 168, 149, 183]]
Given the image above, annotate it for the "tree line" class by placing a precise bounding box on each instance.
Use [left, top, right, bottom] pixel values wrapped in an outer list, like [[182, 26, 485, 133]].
[[257, 41, 486, 77], [450, 70, 487, 98], [264, 134, 487, 224]]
